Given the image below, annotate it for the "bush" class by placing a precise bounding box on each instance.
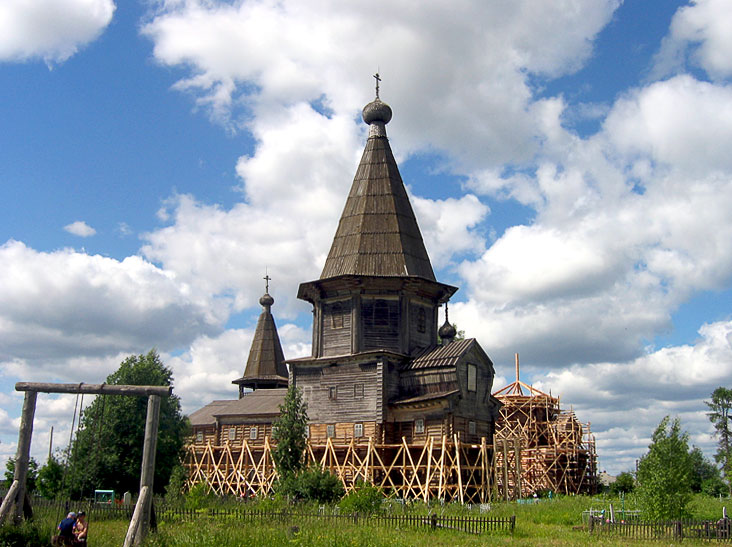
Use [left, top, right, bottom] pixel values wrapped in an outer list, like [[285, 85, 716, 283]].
[[610, 471, 635, 495], [339, 481, 383, 514], [275, 467, 344, 504], [0, 522, 46, 546], [185, 482, 214, 510]]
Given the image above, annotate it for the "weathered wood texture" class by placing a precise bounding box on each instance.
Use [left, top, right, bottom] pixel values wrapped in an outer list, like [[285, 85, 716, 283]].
[[15, 382, 171, 396]]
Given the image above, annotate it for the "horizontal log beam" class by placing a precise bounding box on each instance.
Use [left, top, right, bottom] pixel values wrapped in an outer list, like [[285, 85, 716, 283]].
[[15, 382, 171, 397]]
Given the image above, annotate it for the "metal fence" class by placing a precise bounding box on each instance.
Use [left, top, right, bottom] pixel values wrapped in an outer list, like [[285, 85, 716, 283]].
[[589, 516, 731, 542], [30, 500, 515, 535]]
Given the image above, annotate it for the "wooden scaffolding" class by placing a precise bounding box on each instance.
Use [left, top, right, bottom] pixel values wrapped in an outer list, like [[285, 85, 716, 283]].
[[492, 354, 598, 497], [184, 435, 518, 504]]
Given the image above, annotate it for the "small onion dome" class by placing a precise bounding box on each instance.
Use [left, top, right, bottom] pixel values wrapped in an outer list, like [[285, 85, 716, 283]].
[[362, 98, 392, 125], [259, 292, 274, 308], [439, 319, 457, 343]]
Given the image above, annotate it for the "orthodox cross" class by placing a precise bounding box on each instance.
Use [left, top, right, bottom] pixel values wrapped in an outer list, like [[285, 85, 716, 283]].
[[264, 273, 271, 293], [373, 72, 381, 99]]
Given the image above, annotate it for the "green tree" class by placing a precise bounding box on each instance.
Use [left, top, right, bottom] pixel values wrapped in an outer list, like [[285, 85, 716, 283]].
[[636, 416, 693, 520], [3, 458, 38, 493], [609, 471, 635, 495], [688, 446, 722, 493], [67, 350, 189, 497], [36, 456, 64, 499], [271, 386, 308, 479], [706, 386, 732, 493]]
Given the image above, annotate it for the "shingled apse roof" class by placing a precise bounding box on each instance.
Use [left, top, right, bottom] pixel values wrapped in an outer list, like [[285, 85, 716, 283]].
[[320, 98, 436, 281]]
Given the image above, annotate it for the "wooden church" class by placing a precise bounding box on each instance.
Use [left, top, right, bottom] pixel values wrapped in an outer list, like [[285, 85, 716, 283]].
[[186, 84, 504, 501]]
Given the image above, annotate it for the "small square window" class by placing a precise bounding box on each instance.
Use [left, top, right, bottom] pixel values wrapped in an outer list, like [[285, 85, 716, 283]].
[[196, 430, 203, 443], [469, 421, 476, 435], [329, 386, 337, 400], [354, 384, 364, 398], [354, 423, 364, 438], [327, 424, 335, 438], [250, 426, 258, 440], [304, 426, 310, 439], [228, 427, 236, 441], [415, 419, 425, 434]]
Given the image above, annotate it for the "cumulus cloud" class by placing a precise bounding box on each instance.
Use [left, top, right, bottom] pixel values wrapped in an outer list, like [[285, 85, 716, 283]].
[[528, 320, 732, 472], [0, 0, 115, 64], [64, 220, 96, 237], [0, 240, 223, 367], [653, 0, 732, 80]]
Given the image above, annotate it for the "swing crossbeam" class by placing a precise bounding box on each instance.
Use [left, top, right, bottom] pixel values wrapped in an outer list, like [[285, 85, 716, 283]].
[[0, 382, 170, 547]]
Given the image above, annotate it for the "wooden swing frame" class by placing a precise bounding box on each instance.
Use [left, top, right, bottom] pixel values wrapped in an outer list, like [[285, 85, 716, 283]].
[[0, 382, 171, 547]]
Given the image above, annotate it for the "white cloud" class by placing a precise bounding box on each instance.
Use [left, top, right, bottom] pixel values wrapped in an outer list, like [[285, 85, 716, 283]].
[[0, 240, 223, 367], [0, 0, 115, 64], [527, 320, 732, 473], [64, 220, 96, 237], [653, 0, 732, 80]]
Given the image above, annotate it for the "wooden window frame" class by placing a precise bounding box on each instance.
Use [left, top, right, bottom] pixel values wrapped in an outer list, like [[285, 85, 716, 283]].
[[415, 418, 425, 435], [469, 421, 476, 435], [354, 423, 364, 438], [228, 427, 236, 441], [196, 430, 203, 443], [327, 424, 335, 438], [329, 386, 337, 400], [354, 383, 364, 399], [331, 302, 345, 329], [250, 426, 258, 440], [467, 363, 477, 392]]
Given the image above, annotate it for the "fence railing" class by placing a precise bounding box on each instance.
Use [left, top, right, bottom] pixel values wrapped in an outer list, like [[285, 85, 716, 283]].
[[589, 516, 731, 542], [29, 499, 515, 535]]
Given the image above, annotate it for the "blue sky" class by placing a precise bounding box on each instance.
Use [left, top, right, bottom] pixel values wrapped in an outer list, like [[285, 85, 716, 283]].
[[2, 0, 732, 476]]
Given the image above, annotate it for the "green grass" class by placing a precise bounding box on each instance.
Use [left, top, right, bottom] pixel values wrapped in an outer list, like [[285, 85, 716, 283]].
[[1, 494, 728, 545]]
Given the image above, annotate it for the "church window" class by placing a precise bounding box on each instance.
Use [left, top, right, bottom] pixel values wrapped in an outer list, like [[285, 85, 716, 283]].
[[354, 423, 364, 438], [415, 419, 425, 434], [196, 430, 203, 443], [354, 383, 364, 398], [228, 427, 237, 441], [467, 364, 477, 392], [329, 386, 337, 400], [250, 426, 258, 440], [327, 424, 335, 438], [417, 308, 426, 333], [331, 302, 344, 329], [469, 421, 476, 435]]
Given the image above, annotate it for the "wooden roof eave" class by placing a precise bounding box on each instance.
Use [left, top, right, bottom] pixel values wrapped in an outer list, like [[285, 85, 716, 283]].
[[297, 275, 457, 305]]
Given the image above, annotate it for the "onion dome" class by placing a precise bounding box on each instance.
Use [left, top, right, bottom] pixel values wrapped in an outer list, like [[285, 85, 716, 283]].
[[362, 98, 392, 125], [259, 292, 274, 308], [439, 303, 457, 344]]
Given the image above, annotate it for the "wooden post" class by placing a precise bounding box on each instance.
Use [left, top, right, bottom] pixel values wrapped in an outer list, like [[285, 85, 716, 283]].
[[124, 393, 162, 546], [502, 439, 509, 501], [514, 439, 522, 499], [0, 391, 37, 525]]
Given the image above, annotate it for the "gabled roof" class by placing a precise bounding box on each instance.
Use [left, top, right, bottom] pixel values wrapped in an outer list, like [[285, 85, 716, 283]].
[[215, 388, 287, 418], [232, 292, 288, 389], [405, 338, 478, 370], [320, 99, 435, 281], [189, 400, 232, 427]]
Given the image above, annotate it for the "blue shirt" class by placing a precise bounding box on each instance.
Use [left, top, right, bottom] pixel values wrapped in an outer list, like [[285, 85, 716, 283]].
[[58, 517, 76, 537]]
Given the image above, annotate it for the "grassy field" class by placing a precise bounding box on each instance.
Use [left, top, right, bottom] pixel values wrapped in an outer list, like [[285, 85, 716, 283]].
[[2, 494, 729, 545]]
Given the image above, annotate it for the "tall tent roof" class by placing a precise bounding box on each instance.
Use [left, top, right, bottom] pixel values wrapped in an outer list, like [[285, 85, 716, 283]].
[[319, 95, 436, 281], [232, 291, 288, 390]]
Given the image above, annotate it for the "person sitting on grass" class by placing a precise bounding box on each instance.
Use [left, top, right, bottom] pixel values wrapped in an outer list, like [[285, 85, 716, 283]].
[[74, 511, 88, 544]]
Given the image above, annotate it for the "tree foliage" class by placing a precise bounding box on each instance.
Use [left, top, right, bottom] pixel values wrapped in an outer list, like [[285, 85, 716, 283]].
[[3, 458, 38, 493], [636, 416, 693, 520], [706, 386, 732, 492], [609, 471, 635, 495], [67, 350, 189, 497], [37, 456, 64, 499], [271, 386, 308, 479]]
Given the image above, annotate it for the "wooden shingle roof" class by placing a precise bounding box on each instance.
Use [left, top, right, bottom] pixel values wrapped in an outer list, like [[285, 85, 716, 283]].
[[405, 338, 477, 370], [232, 293, 288, 389], [320, 106, 436, 281]]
